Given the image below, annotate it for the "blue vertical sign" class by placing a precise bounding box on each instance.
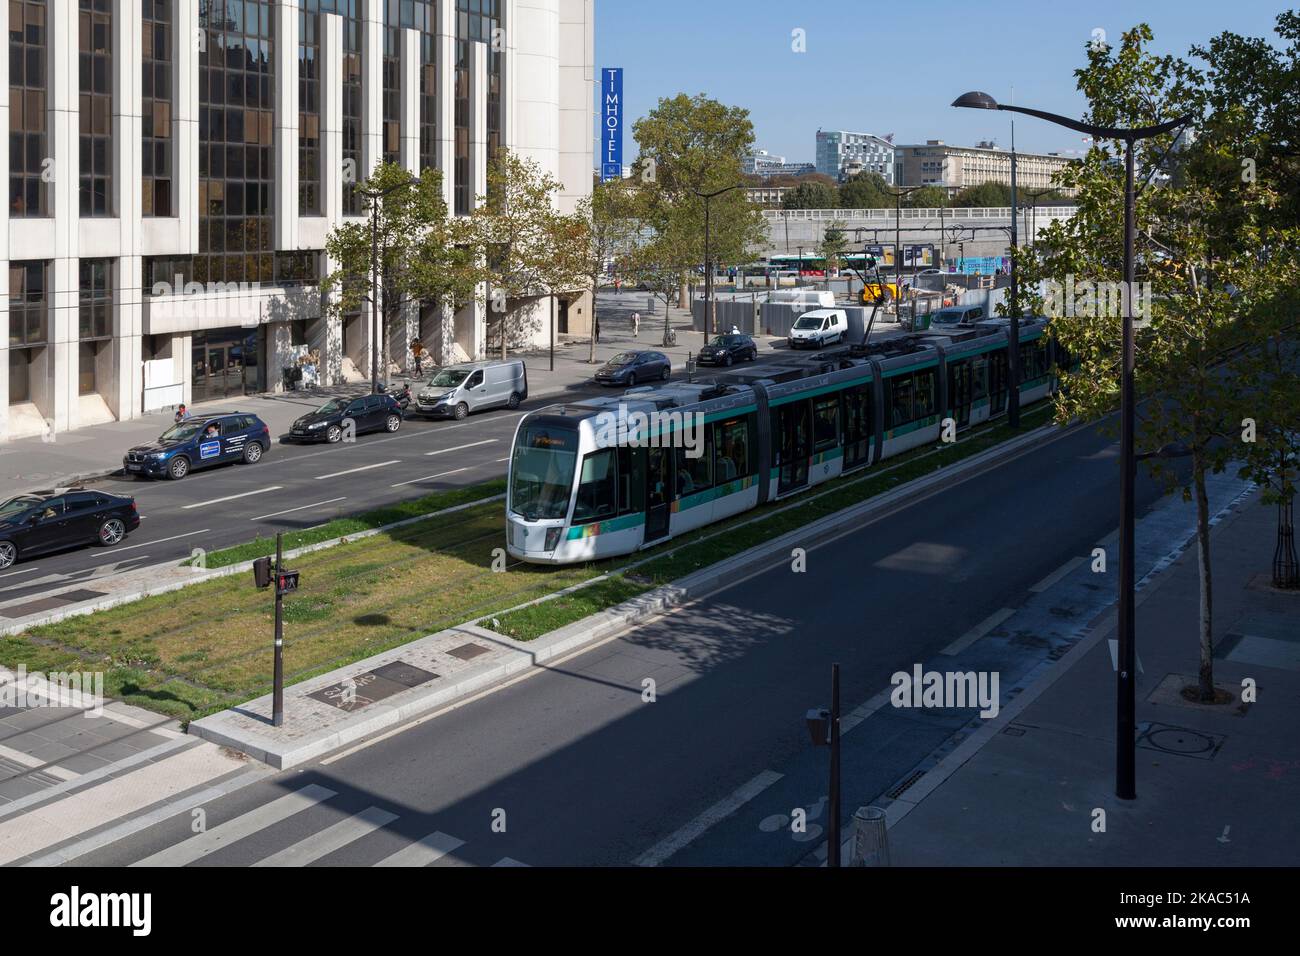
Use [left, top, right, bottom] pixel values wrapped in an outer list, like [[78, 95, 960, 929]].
[[601, 68, 623, 182]]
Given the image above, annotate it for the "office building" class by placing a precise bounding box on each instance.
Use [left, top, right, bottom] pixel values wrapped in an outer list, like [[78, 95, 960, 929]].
[[814, 130, 894, 184]]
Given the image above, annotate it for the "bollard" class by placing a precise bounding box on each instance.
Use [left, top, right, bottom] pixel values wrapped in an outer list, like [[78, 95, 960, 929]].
[[850, 806, 890, 866]]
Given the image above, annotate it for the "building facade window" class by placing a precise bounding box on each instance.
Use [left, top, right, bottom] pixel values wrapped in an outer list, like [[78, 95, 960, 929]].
[[79, 0, 113, 216], [8, 260, 48, 403], [78, 258, 113, 394], [272, 250, 321, 286], [298, 2, 322, 214], [10, 0, 49, 217], [381, 1, 434, 170], [454, 0, 501, 215], [341, 1, 362, 214], [197, 0, 275, 284], [141, 0, 173, 216]]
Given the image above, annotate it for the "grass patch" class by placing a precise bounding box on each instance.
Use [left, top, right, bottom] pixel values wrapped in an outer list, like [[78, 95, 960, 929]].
[[0, 404, 1054, 723]]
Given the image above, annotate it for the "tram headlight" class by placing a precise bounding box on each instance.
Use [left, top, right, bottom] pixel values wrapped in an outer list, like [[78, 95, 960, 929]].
[[544, 527, 562, 552]]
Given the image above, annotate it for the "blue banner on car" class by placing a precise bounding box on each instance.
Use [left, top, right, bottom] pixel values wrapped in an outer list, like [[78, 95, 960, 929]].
[[199, 440, 221, 460]]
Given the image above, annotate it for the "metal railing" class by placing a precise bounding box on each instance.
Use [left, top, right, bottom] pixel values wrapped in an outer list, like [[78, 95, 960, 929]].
[[762, 206, 1077, 221]]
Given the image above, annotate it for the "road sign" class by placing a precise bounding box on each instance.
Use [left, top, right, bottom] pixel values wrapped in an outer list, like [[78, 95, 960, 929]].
[[600, 68, 623, 182]]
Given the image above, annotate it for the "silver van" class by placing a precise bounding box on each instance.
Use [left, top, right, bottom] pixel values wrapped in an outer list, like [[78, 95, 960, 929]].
[[413, 359, 528, 420]]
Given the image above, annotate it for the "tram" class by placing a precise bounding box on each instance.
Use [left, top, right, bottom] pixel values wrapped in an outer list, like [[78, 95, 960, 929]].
[[506, 317, 1062, 565]]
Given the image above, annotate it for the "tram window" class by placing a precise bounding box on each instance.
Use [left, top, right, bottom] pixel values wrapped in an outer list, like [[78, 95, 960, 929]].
[[675, 428, 713, 497], [714, 418, 750, 483], [813, 396, 839, 450], [913, 369, 936, 419], [616, 447, 644, 516], [972, 356, 989, 398], [573, 449, 618, 524], [889, 373, 914, 427], [845, 385, 871, 442]]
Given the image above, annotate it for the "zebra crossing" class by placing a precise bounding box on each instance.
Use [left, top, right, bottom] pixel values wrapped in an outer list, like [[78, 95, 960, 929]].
[[129, 784, 526, 868]]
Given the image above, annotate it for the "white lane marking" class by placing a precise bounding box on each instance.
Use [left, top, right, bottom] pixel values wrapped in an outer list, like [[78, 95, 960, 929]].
[[181, 486, 284, 510], [251, 806, 397, 867], [251, 497, 347, 521], [0, 567, 40, 580], [424, 439, 498, 457], [131, 784, 338, 867], [1029, 555, 1086, 592], [114, 529, 210, 552], [495, 457, 511, 463], [391, 467, 471, 488], [632, 769, 784, 867], [314, 460, 400, 480], [372, 831, 465, 867], [941, 607, 1017, 656]]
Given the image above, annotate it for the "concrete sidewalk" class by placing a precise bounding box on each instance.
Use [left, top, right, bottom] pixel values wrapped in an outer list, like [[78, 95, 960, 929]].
[[0, 302, 761, 498], [874, 486, 1300, 866]]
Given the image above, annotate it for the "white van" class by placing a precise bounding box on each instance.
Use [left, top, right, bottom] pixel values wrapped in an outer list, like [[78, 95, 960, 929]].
[[768, 289, 837, 309], [413, 359, 528, 420], [788, 309, 849, 349]]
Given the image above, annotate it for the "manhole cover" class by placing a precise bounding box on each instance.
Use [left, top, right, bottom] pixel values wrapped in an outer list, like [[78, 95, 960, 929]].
[[447, 642, 490, 662], [370, 661, 439, 687], [307, 662, 438, 712], [1136, 722, 1224, 760]]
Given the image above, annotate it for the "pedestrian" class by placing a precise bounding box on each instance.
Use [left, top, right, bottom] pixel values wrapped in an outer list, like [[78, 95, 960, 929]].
[[730, 324, 740, 335], [632, 312, 640, 338], [174, 403, 190, 424], [411, 339, 425, 377], [594, 316, 601, 343]]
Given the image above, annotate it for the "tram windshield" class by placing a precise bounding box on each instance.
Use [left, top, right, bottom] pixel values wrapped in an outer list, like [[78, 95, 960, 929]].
[[510, 424, 579, 520]]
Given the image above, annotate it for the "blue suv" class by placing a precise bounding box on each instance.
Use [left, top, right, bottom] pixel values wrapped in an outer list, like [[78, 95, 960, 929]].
[[123, 412, 271, 480]]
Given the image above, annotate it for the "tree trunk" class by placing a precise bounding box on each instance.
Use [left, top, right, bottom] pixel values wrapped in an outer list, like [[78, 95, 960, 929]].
[[500, 306, 508, 362], [589, 275, 598, 365], [1193, 452, 1215, 702]]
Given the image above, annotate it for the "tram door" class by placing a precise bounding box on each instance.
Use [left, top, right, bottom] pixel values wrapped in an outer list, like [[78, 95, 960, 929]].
[[949, 360, 972, 428], [990, 350, 1008, 415], [777, 400, 811, 494], [644, 446, 671, 542]]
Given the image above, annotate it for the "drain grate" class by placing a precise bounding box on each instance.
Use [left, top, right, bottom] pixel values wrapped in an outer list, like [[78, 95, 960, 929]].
[[1136, 722, 1225, 760], [886, 769, 927, 799]]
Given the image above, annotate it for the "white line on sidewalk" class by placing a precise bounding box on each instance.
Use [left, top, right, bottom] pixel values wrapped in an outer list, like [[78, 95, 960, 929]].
[[182, 487, 284, 510], [314, 460, 400, 480], [1029, 555, 1086, 592], [632, 769, 784, 867], [373, 831, 465, 867], [391, 466, 471, 488], [131, 784, 337, 867], [424, 439, 498, 456], [252, 806, 396, 867], [0, 567, 39, 580], [251, 497, 347, 521], [114, 529, 210, 552], [941, 607, 1017, 656]]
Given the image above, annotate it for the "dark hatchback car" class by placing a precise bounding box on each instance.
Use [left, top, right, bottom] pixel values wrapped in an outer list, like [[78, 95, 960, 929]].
[[0, 489, 140, 569], [286, 394, 404, 444], [697, 333, 758, 366], [124, 413, 271, 480], [594, 351, 672, 387]]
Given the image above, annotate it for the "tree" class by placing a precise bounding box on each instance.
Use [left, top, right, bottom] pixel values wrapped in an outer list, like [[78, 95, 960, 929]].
[[903, 186, 949, 209], [839, 172, 893, 209], [1014, 24, 1284, 703], [321, 162, 477, 381], [576, 178, 644, 364], [782, 181, 839, 210], [951, 181, 1013, 207], [468, 150, 588, 360], [819, 223, 849, 274]]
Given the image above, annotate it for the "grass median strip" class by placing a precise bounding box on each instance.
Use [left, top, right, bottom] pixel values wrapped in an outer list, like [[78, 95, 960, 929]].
[[0, 404, 1053, 723]]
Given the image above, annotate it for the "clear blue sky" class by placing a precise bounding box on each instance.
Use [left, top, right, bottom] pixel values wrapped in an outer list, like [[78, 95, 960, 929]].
[[595, 0, 1289, 163]]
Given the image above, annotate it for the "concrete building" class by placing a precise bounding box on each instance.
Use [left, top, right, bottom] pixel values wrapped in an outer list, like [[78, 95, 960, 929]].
[[744, 185, 789, 207], [895, 140, 1074, 194], [743, 149, 814, 179], [0, 0, 594, 441], [814, 130, 894, 184]]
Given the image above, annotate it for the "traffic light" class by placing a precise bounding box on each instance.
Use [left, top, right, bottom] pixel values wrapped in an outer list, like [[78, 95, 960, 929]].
[[277, 570, 300, 594], [253, 556, 272, 589]]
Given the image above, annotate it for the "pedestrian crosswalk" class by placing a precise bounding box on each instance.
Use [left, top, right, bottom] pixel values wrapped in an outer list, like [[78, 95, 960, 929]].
[[130, 784, 526, 868]]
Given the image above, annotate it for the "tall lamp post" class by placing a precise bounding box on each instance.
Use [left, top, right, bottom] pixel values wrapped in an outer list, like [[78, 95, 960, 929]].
[[953, 90, 1191, 801], [357, 178, 416, 395], [885, 185, 922, 304], [694, 183, 744, 346]]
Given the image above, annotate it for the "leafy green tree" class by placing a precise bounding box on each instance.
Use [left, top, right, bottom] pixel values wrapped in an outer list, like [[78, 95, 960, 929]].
[[819, 223, 849, 273], [782, 181, 839, 210], [951, 181, 1013, 207], [903, 186, 949, 209], [576, 178, 645, 363], [322, 162, 478, 380], [839, 172, 893, 209]]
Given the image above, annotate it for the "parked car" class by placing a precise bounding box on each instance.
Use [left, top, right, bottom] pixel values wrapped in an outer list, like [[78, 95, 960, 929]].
[[412, 360, 528, 420], [0, 489, 140, 568], [287, 394, 404, 443], [697, 334, 758, 366], [594, 351, 671, 387], [930, 305, 986, 326], [124, 412, 271, 480], [788, 309, 849, 349]]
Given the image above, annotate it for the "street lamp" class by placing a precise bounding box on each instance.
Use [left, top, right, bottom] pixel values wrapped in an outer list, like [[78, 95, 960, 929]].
[[357, 178, 416, 395], [953, 90, 1191, 801], [884, 185, 922, 308], [694, 183, 745, 346]]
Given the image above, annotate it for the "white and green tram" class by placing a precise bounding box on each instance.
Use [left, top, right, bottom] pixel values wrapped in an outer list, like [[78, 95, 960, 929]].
[[506, 318, 1062, 565]]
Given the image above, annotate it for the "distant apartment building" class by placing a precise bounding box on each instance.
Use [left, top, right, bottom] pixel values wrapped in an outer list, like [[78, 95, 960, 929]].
[[744, 185, 789, 207], [895, 140, 1075, 194], [815, 130, 895, 184], [744, 150, 815, 179]]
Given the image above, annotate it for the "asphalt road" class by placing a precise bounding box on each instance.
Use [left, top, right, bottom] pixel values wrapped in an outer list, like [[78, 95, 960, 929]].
[[76, 415, 1183, 867]]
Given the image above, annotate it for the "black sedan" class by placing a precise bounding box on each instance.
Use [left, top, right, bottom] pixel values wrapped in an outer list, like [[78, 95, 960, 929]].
[[0, 489, 140, 569], [697, 334, 758, 367], [285, 394, 404, 443], [594, 351, 672, 387]]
